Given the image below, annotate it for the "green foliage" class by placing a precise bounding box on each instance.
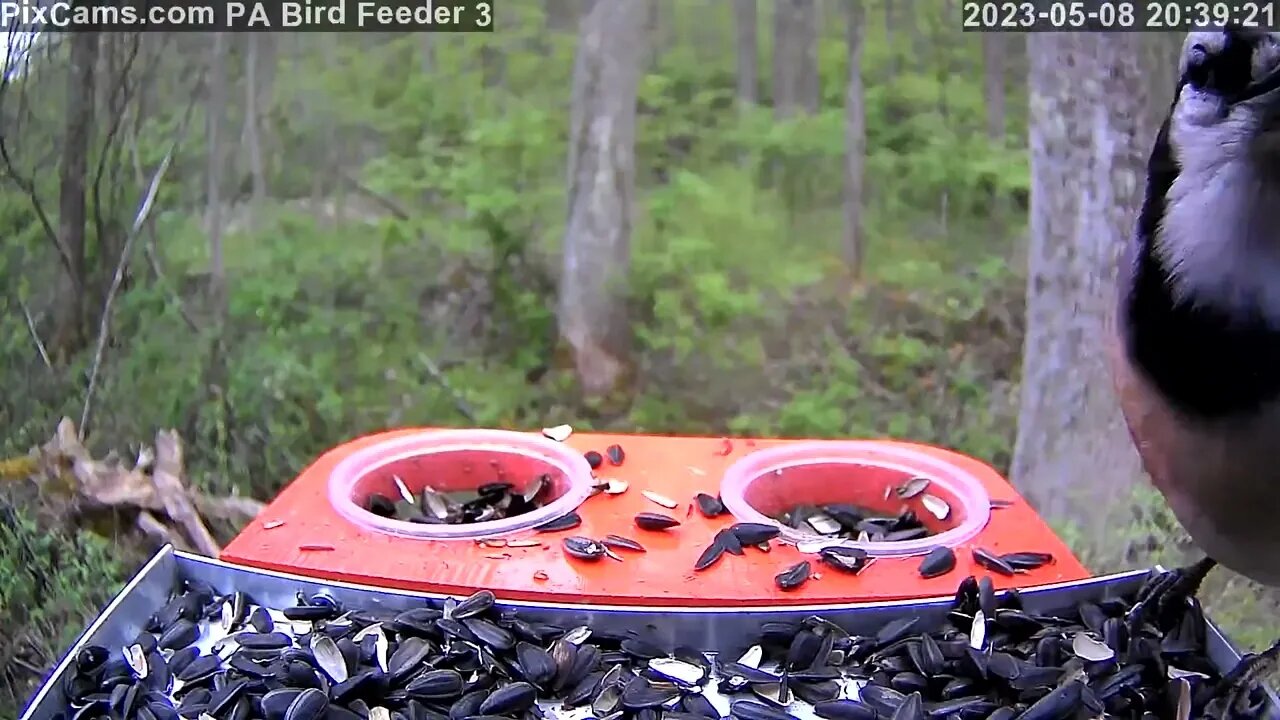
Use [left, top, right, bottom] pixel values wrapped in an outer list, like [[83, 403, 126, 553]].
[[0, 505, 130, 717]]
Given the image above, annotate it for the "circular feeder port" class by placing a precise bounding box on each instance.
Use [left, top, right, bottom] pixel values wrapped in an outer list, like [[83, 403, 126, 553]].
[[719, 441, 992, 557], [328, 429, 596, 540]]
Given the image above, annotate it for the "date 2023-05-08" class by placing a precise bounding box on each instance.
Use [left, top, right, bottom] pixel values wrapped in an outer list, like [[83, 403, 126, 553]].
[[962, 1, 1279, 31]]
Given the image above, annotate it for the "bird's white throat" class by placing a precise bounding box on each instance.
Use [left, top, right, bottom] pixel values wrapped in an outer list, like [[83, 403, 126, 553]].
[[1156, 147, 1280, 326]]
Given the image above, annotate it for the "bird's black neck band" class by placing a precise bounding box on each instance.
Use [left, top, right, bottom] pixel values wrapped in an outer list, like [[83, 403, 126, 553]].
[[1122, 103, 1280, 419]]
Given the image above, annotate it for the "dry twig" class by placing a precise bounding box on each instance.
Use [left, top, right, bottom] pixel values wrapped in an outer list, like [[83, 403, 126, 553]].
[[18, 298, 51, 369]]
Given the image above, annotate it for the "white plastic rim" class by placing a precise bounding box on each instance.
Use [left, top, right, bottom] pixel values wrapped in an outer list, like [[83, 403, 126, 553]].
[[719, 441, 993, 557], [327, 429, 596, 541]]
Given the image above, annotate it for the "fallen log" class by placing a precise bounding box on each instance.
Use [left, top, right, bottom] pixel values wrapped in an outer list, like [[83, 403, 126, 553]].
[[0, 417, 264, 555]]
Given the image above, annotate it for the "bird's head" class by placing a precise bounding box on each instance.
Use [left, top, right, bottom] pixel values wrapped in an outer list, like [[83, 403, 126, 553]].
[[1169, 30, 1280, 162], [1156, 30, 1280, 321]]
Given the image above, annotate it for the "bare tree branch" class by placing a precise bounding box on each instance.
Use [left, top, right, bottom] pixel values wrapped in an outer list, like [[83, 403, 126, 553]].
[[338, 169, 411, 220], [416, 352, 477, 422], [0, 27, 71, 274], [80, 80, 203, 440], [18, 298, 51, 369], [91, 33, 141, 264]]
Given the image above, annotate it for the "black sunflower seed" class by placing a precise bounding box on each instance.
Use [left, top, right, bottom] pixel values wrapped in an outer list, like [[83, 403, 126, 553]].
[[918, 546, 956, 579], [972, 547, 1016, 576], [694, 540, 726, 571], [535, 512, 582, 533], [284, 687, 328, 720], [1000, 550, 1054, 570], [176, 653, 221, 683], [634, 512, 680, 531], [584, 451, 604, 469], [601, 534, 645, 552], [514, 642, 556, 687], [716, 527, 745, 555], [730, 523, 779, 545], [605, 444, 625, 465], [365, 493, 396, 517], [694, 493, 726, 517], [562, 536, 606, 560], [463, 617, 515, 651], [731, 700, 801, 720], [283, 605, 336, 621], [167, 647, 199, 677], [478, 681, 537, 715], [812, 700, 878, 720], [818, 546, 869, 574], [453, 589, 496, 619], [682, 692, 720, 719], [775, 561, 811, 591], [235, 631, 293, 650], [248, 606, 273, 633], [405, 669, 464, 701], [620, 676, 680, 708], [158, 619, 199, 651]]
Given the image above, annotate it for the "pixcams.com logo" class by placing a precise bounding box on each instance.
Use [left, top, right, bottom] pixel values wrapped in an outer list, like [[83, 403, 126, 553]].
[[1, 1, 141, 28]]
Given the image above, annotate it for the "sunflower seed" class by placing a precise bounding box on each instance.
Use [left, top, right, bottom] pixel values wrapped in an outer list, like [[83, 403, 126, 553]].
[[919, 494, 950, 521], [694, 541, 726, 571], [731, 523, 779, 545], [535, 512, 582, 533], [917, 547, 956, 579], [605, 444, 625, 465], [971, 547, 1015, 576], [1000, 551, 1054, 570], [775, 561, 811, 590], [895, 477, 931, 499], [542, 424, 573, 442], [392, 475, 415, 504], [642, 491, 679, 509], [601, 534, 646, 552], [694, 493, 727, 517], [562, 536, 606, 561], [634, 512, 680, 531], [1071, 632, 1115, 662]]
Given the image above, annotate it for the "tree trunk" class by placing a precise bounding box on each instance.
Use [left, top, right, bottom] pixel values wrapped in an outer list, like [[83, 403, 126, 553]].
[[646, 0, 664, 68], [1012, 32, 1153, 562], [206, 32, 228, 323], [883, 0, 898, 77], [842, 0, 866, 278], [734, 0, 758, 108], [982, 34, 1006, 143], [691, 0, 722, 66], [772, 0, 820, 119], [420, 33, 434, 74], [244, 33, 267, 224], [558, 0, 646, 401], [53, 32, 100, 361]]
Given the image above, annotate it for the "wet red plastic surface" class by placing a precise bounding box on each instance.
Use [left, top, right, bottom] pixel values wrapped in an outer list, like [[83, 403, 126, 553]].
[[221, 429, 1091, 606]]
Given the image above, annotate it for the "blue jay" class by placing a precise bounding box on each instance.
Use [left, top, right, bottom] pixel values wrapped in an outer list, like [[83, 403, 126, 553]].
[[1109, 28, 1280, 716]]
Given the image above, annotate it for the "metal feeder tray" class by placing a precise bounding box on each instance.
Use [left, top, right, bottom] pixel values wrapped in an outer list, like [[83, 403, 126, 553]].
[[20, 546, 1280, 720]]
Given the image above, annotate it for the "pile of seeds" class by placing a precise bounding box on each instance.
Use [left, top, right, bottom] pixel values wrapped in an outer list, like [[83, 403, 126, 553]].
[[359, 429, 635, 526], [362, 475, 555, 526], [769, 478, 956, 544], [55, 568, 1274, 720]]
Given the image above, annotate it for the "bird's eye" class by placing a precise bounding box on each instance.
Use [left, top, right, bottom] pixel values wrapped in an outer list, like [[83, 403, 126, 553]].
[[1186, 44, 1212, 88]]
